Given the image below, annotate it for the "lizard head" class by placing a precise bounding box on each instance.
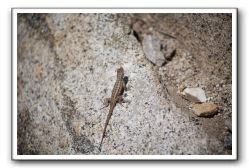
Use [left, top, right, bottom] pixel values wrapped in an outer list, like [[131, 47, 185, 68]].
[[117, 67, 124, 76]]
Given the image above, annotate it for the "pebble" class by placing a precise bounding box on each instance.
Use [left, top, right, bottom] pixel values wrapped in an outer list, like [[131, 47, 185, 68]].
[[192, 102, 219, 117], [182, 87, 207, 103]]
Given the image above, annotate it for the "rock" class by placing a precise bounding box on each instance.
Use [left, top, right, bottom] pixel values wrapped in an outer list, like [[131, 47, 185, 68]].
[[192, 103, 219, 117], [18, 13, 231, 155], [182, 87, 206, 103], [142, 34, 166, 66]]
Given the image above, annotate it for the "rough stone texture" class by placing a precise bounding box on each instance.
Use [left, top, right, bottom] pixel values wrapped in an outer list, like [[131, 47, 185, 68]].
[[192, 103, 218, 117], [131, 13, 232, 155], [182, 87, 207, 103], [17, 13, 232, 155]]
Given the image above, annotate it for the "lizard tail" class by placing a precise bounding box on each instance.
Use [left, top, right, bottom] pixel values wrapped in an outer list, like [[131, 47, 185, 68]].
[[99, 136, 104, 151], [99, 122, 108, 151], [99, 104, 115, 151]]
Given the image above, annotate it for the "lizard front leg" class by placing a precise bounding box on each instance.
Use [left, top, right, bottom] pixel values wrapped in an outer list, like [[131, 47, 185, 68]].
[[100, 98, 111, 110]]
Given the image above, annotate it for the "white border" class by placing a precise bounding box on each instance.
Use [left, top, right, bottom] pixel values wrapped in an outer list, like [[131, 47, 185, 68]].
[[231, 9, 237, 159], [12, 8, 236, 14], [12, 8, 237, 160]]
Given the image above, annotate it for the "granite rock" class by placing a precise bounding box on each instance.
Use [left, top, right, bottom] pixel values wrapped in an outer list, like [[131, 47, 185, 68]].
[[17, 13, 231, 155]]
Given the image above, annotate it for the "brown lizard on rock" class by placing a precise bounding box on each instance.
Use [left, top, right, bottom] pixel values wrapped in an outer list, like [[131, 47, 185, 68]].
[[99, 67, 127, 151]]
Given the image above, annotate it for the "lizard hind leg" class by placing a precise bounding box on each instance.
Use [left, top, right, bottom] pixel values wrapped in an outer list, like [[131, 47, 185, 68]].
[[100, 98, 111, 110], [117, 96, 125, 107]]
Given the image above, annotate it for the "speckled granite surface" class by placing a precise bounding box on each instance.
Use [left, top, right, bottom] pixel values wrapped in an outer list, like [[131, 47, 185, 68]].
[[17, 13, 232, 155]]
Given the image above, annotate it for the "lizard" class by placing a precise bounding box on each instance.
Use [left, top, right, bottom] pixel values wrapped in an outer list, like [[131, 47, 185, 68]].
[[99, 66, 127, 151]]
